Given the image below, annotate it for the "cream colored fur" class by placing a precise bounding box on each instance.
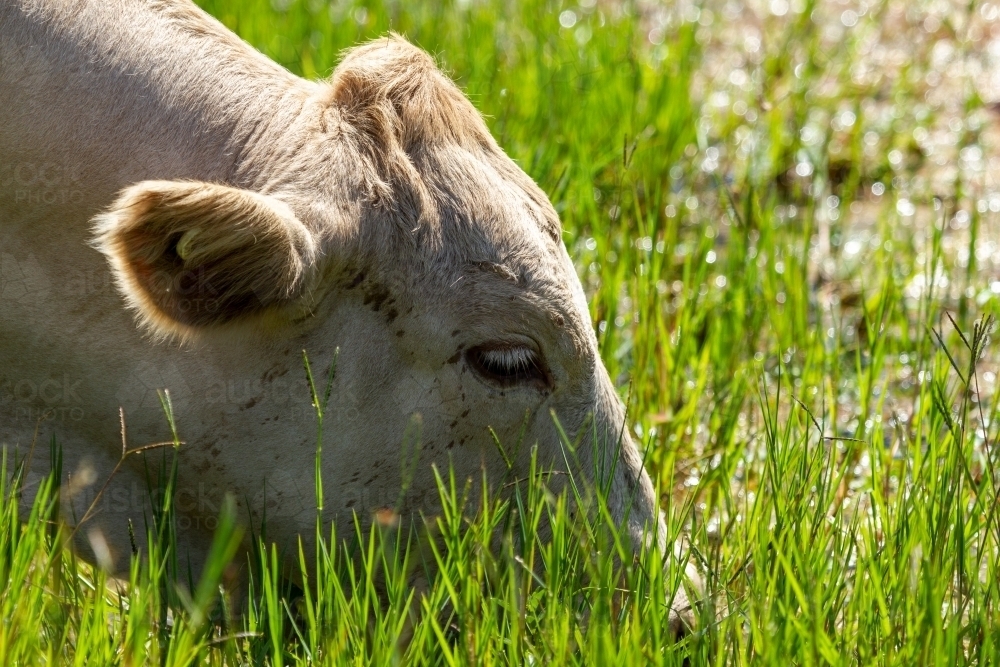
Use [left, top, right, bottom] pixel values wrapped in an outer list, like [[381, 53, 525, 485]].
[[0, 0, 696, 629]]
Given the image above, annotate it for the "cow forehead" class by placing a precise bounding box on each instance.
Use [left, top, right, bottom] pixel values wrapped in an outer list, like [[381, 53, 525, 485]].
[[400, 152, 590, 342], [318, 135, 577, 316], [318, 36, 565, 268], [346, 161, 584, 332], [416, 143, 564, 257]]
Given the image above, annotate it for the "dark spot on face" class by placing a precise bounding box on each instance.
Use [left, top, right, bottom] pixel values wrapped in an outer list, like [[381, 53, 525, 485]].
[[363, 286, 390, 312], [347, 271, 365, 289], [396, 330, 405, 337], [447, 440, 455, 449], [346, 499, 356, 508], [240, 396, 259, 410], [262, 366, 287, 382], [386, 308, 399, 322], [451, 329, 461, 337], [461, 409, 470, 418], [450, 419, 458, 428], [446, 351, 461, 364], [210, 448, 221, 458]]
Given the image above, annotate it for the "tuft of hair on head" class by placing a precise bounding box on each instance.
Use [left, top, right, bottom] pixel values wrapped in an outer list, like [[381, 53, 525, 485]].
[[327, 34, 565, 247], [331, 34, 491, 145], [328, 34, 493, 158], [92, 180, 318, 341]]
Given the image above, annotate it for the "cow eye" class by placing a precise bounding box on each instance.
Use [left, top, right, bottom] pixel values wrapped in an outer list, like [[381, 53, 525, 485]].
[[467, 344, 550, 389]]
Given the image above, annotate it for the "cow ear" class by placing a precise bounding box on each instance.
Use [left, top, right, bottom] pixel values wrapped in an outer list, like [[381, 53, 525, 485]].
[[93, 180, 317, 338]]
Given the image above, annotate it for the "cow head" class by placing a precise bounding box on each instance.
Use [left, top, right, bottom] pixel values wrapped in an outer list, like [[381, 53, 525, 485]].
[[93, 37, 667, 563]]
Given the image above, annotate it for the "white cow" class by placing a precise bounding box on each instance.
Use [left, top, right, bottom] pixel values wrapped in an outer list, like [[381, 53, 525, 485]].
[[0, 0, 694, 628]]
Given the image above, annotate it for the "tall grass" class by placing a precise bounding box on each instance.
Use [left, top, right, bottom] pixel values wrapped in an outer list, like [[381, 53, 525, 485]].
[[4, 0, 1000, 663]]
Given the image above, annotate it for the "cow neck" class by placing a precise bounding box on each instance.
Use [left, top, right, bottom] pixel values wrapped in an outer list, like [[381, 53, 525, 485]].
[[3, 1, 314, 195]]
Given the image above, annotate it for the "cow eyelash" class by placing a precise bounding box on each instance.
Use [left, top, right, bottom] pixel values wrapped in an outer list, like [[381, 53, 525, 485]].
[[467, 344, 550, 389]]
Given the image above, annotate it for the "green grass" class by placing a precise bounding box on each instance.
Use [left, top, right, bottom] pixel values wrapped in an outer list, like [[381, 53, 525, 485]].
[[5, 0, 1000, 664]]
